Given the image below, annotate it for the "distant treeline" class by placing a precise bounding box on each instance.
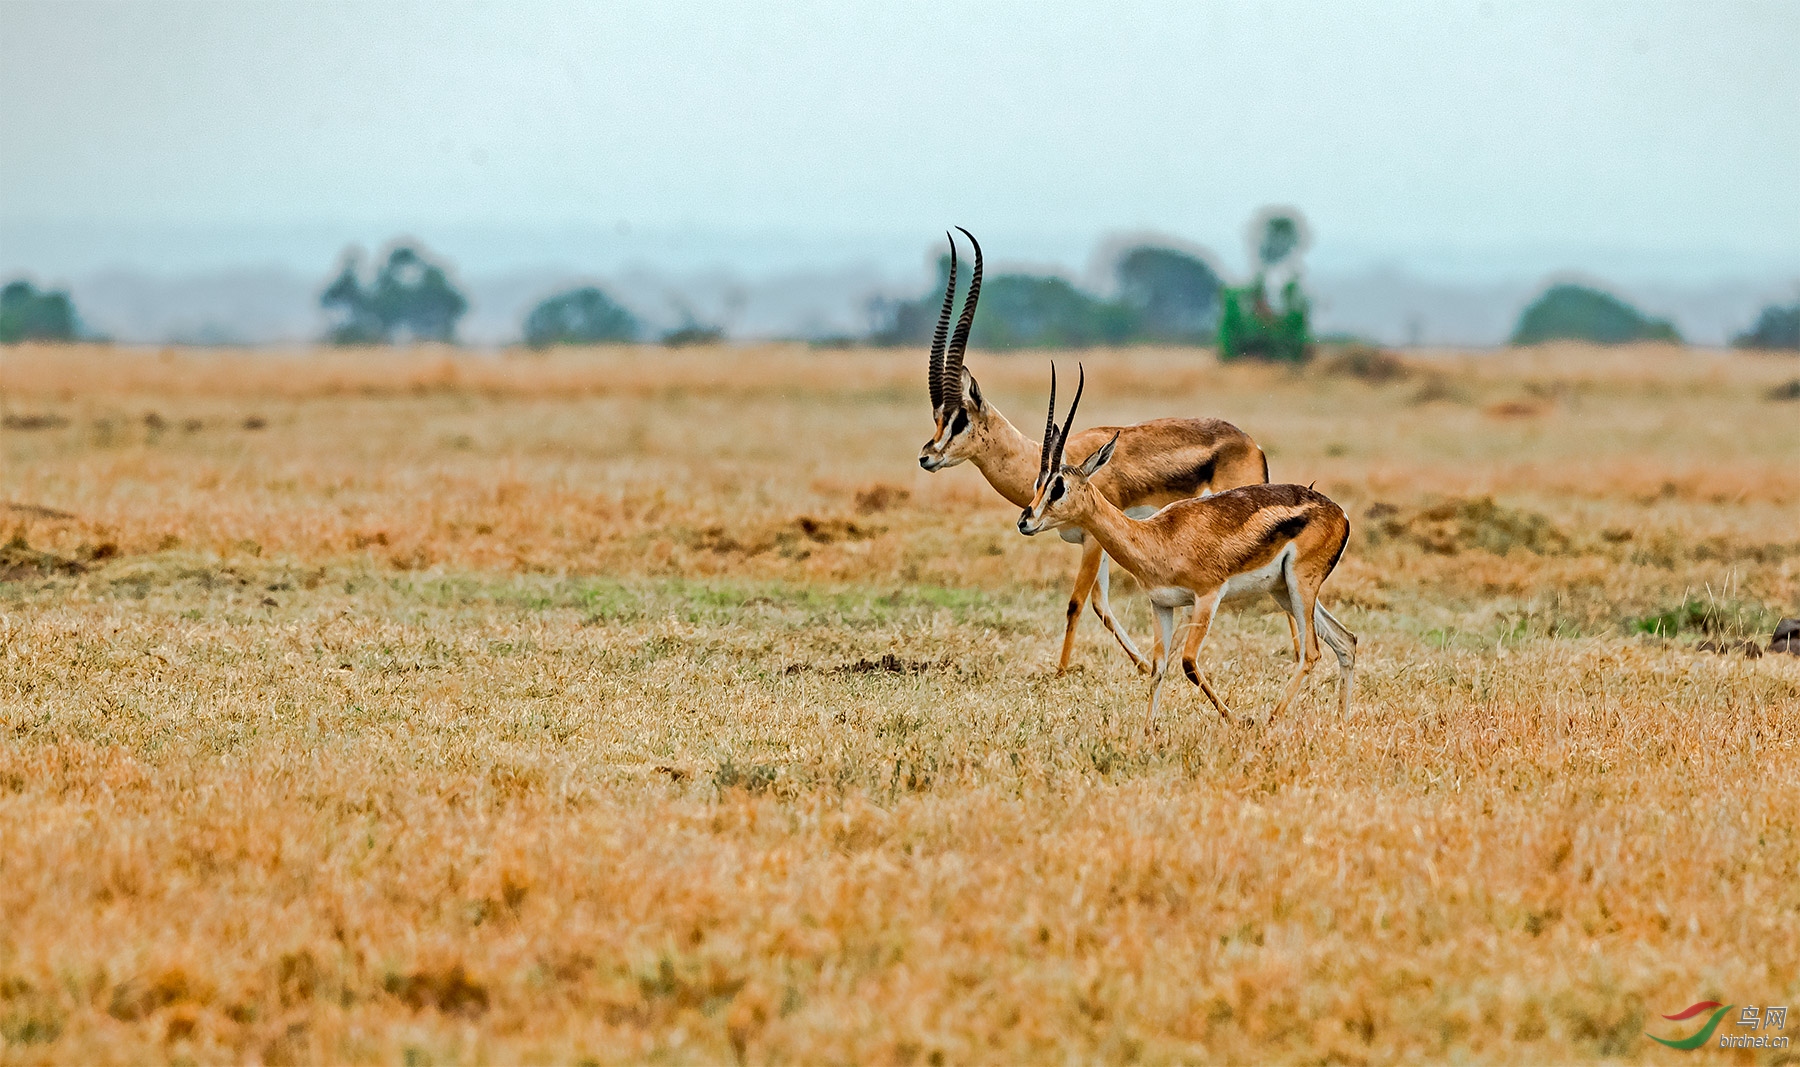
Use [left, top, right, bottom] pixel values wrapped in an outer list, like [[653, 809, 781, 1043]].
[[5, 231, 1799, 353]]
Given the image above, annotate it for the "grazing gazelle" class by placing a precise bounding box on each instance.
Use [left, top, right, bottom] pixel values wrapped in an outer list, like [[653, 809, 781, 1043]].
[[1017, 365, 1358, 732], [918, 228, 1268, 674]]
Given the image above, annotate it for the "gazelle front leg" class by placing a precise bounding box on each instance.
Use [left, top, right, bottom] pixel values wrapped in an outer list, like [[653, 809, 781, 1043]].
[[1180, 588, 1233, 721], [1055, 538, 1104, 674], [1090, 550, 1152, 673]]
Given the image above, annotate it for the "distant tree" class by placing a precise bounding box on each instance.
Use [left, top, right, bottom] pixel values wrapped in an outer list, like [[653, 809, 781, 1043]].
[[1510, 284, 1680, 346], [320, 243, 468, 345], [1114, 246, 1225, 342], [1218, 208, 1312, 362], [1732, 300, 1800, 351], [868, 251, 1136, 351], [969, 274, 1135, 350], [523, 287, 639, 348], [0, 280, 79, 343], [320, 260, 383, 344], [868, 252, 966, 347]]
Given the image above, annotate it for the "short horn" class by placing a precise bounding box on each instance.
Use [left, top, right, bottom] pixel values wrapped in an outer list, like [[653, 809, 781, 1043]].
[[928, 232, 957, 412], [944, 226, 983, 394], [1038, 362, 1058, 480], [1054, 362, 1085, 472]]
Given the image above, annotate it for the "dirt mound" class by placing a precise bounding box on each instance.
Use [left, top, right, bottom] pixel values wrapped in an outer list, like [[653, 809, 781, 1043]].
[[1771, 618, 1800, 656], [784, 654, 949, 676], [690, 515, 881, 559], [1364, 496, 1571, 556], [853, 484, 911, 515], [1319, 343, 1413, 384], [1, 413, 69, 431], [0, 535, 88, 580], [3, 502, 76, 521]]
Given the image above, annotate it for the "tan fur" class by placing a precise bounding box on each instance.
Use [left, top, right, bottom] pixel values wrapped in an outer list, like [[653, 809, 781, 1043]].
[[1021, 467, 1357, 733], [920, 371, 1266, 673]]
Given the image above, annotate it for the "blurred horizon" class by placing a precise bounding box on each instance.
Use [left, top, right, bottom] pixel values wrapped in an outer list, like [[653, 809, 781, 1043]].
[[3, 0, 1797, 346]]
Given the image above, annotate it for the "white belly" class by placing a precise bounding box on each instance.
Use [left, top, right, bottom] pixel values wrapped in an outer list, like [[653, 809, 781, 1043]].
[[1148, 544, 1294, 613], [1220, 546, 1292, 605]]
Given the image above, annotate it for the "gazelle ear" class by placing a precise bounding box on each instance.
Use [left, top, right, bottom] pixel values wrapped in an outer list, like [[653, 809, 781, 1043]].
[[960, 367, 984, 411], [1079, 432, 1119, 476]]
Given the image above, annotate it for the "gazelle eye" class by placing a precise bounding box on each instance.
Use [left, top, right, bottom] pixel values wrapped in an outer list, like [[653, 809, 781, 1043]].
[[949, 409, 970, 436], [1048, 478, 1064, 502]]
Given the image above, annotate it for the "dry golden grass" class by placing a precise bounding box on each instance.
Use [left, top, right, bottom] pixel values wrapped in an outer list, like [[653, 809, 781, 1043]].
[[2, 342, 1798, 1064]]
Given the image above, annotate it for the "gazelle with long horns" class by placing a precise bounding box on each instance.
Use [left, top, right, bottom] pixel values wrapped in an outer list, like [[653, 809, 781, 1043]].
[[1017, 365, 1358, 732], [919, 228, 1269, 674]]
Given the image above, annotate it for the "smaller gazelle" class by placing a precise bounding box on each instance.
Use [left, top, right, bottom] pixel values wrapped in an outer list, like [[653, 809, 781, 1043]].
[[1017, 365, 1357, 732]]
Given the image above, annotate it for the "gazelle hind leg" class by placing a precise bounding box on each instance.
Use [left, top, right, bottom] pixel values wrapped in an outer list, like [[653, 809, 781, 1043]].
[[1056, 539, 1104, 674], [1180, 589, 1233, 721], [1146, 604, 1179, 736], [1090, 551, 1152, 673], [1313, 603, 1358, 715], [1270, 557, 1321, 723]]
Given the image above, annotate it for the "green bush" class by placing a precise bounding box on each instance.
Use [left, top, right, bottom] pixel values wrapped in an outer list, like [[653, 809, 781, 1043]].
[[1510, 284, 1680, 346], [0, 280, 78, 343], [522, 287, 639, 348], [1217, 210, 1313, 363], [1218, 278, 1309, 363]]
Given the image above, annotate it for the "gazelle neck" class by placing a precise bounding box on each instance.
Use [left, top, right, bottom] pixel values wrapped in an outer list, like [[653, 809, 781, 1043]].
[[967, 406, 1044, 510], [1067, 485, 1165, 580]]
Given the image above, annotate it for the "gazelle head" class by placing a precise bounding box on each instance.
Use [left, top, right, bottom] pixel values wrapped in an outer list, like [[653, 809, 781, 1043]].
[[1018, 363, 1117, 536], [918, 227, 989, 471]]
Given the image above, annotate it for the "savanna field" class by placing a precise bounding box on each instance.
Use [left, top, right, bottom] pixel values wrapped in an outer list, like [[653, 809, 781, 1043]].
[[2, 342, 1799, 1064]]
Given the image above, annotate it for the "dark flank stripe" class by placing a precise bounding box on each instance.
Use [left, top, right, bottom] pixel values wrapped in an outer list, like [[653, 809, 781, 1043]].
[[1165, 457, 1217, 497], [1268, 511, 1309, 545]]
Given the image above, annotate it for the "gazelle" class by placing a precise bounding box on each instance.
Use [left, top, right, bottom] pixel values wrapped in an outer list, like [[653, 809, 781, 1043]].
[[1017, 365, 1358, 733], [918, 228, 1269, 674]]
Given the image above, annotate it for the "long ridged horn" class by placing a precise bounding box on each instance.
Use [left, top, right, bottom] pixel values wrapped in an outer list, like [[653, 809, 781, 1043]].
[[943, 226, 983, 403], [1038, 363, 1058, 482], [928, 232, 957, 413], [1052, 363, 1085, 472]]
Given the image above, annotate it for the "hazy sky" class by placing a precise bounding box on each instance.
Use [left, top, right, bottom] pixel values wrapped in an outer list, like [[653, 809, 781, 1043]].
[[2, 1, 1797, 277]]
